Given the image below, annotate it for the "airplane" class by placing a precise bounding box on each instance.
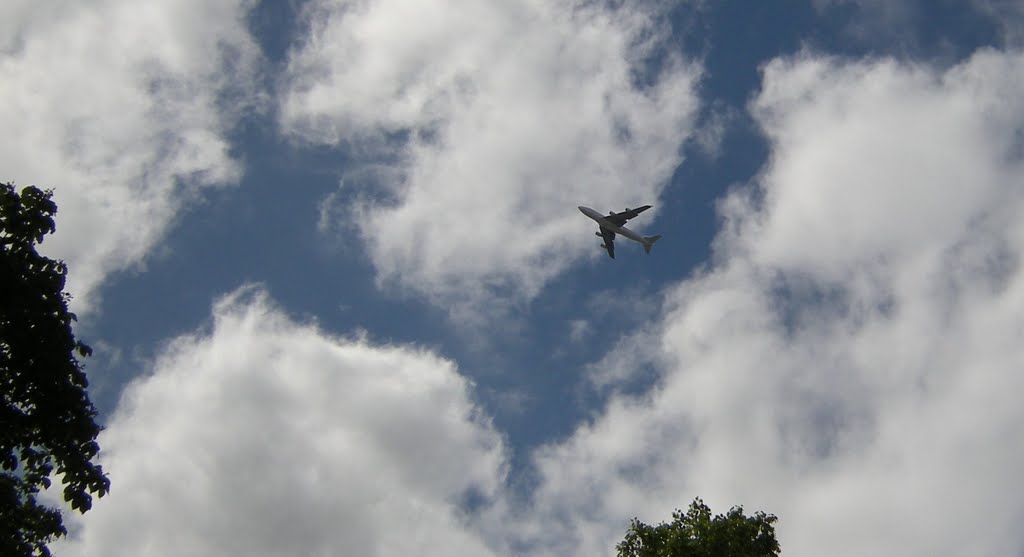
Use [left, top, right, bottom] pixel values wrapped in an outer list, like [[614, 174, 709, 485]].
[[578, 205, 661, 259]]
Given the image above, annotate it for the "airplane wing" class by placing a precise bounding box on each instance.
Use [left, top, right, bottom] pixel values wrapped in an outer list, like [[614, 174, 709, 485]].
[[605, 205, 652, 227], [599, 226, 616, 259]]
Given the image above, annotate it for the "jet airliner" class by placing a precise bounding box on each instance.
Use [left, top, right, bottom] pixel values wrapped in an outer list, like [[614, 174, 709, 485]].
[[578, 205, 661, 259]]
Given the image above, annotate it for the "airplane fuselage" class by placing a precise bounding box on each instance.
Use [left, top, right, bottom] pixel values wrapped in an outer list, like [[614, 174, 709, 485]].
[[578, 206, 647, 245]]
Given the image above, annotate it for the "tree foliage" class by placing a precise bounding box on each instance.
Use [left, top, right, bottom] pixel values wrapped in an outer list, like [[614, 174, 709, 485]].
[[1, 182, 109, 556], [616, 498, 780, 557]]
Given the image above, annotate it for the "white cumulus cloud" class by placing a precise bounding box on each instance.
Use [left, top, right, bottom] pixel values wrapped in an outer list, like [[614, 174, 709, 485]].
[[281, 0, 701, 317], [514, 49, 1024, 557], [0, 0, 261, 310], [55, 285, 506, 557]]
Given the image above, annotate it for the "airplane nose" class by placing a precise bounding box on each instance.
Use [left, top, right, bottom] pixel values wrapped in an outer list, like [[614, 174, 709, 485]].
[[577, 206, 586, 213]]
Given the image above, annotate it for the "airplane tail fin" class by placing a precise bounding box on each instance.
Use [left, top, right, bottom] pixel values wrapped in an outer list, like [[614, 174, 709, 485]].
[[643, 235, 662, 254]]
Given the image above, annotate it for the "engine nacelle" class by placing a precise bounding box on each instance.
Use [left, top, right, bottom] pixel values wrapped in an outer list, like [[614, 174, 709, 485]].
[[600, 244, 608, 249], [594, 232, 602, 237]]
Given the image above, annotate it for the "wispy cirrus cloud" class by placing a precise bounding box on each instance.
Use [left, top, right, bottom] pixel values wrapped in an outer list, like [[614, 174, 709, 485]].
[[972, 0, 1024, 46], [812, 0, 1024, 53]]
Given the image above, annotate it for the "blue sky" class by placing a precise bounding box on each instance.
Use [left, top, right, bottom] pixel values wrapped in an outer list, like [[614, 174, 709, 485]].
[[4, 1, 1024, 556]]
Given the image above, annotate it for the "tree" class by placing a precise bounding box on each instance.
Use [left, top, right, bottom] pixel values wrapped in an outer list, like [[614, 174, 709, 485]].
[[1, 182, 109, 557], [616, 498, 780, 557]]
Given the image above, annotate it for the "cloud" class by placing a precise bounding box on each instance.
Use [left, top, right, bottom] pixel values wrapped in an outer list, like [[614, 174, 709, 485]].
[[514, 49, 1024, 557], [689, 101, 740, 161], [0, 0, 261, 310], [568, 319, 591, 344], [972, 0, 1024, 46], [282, 0, 702, 318], [46, 46, 1024, 557], [814, 0, 1024, 52], [811, 0, 916, 22], [811, 0, 920, 45], [55, 285, 506, 557]]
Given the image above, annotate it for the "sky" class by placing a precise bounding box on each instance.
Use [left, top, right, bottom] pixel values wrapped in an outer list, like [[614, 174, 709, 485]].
[[3, 1, 1024, 556]]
